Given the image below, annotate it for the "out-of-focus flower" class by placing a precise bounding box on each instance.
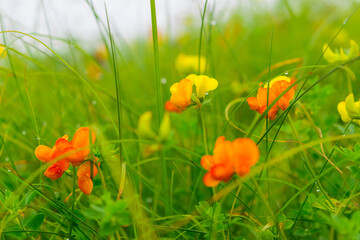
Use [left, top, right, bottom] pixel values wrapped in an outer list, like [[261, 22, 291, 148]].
[[201, 136, 259, 187], [86, 62, 102, 80], [175, 54, 206, 74], [77, 160, 100, 195], [137, 111, 172, 157], [323, 40, 359, 63], [0, 44, 7, 59], [338, 94, 360, 125], [137, 111, 157, 140], [247, 76, 296, 120], [165, 74, 218, 113], [94, 43, 108, 62], [35, 127, 98, 194]]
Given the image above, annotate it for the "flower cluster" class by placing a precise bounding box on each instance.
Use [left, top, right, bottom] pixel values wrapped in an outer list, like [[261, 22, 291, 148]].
[[165, 74, 218, 113], [338, 94, 360, 125], [323, 40, 359, 63], [247, 76, 296, 120], [201, 136, 259, 187], [35, 127, 99, 195]]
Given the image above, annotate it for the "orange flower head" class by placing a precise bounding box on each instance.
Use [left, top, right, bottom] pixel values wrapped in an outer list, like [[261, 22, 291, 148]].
[[77, 159, 100, 195], [168, 79, 193, 111], [35, 127, 96, 180], [247, 76, 295, 120], [201, 136, 259, 187]]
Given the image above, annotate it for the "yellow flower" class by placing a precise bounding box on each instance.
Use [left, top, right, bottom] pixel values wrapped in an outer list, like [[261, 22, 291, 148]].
[[175, 54, 206, 74], [186, 74, 218, 99], [165, 74, 218, 113], [323, 40, 359, 63], [137, 111, 157, 140], [337, 94, 360, 124], [94, 43, 108, 62], [0, 44, 7, 59]]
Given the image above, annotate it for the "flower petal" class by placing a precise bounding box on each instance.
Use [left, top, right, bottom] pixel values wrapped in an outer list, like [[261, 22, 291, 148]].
[[200, 155, 215, 171], [77, 160, 99, 178], [44, 164, 65, 180], [78, 176, 93, 195], [210, 164, 233, 181], [35, 145, 52, 162], [203, 172, 220, 187]]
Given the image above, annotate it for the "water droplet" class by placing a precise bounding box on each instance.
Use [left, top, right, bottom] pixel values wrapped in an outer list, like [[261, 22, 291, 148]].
[[22, 131, 26, 135], [36, 137, 41, 141], [205, 92, 209, 96], [211, 20, 216, 26], [7, 169, 11, 172], [146, 197, 152, 203], [284, 71, 289, 75], [43, 121, 47, 126], [316, 188, 320, 192], [161, 78, 167, 84], [92, 100, 97, 105], [5, 157, 9, 162]]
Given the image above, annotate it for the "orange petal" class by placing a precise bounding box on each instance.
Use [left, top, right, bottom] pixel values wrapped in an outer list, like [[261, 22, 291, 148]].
[[213, 137, 233, 166], [72, 127, 96, 147], [44, 164, 65, 180], [77, 161, 99, 178], [210, 164, 234, 181], [232, 138, 259, 176], [247, 97, 260, 112], [78, 176, 93, 195], [35, 145, 52, 162], [165, 100, 182, 113], [203, 172, 220, 187], [200, 155, 215, 171]]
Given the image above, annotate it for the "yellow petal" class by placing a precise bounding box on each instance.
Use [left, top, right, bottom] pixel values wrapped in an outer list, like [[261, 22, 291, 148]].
[[159, 112, 171, 141], [264, 76, 291, 88], [137, 111, 157, 139], [337, 101, 351, 122], [170, 83, 179, 94], [349, 40, 359, 58], [192, 75, 218, 99], [323, 44, 338, 63], [345, 94, 360, 119]]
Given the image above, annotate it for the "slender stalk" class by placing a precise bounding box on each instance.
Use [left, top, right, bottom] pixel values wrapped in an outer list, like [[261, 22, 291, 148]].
[[150, 0, 163, 125], [150, 0, 168, 215], [199, 106, 209, 155], [198, 0, 209, 74], [69, 166, 76, 239]]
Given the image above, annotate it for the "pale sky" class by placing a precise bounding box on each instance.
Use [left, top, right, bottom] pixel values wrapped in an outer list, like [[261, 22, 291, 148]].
[[0, 0, 280, 43]]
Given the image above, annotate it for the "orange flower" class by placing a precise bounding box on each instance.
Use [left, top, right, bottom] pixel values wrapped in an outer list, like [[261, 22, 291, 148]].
[[35, 127, 96, 180], [247, 76, 295, 120], [77, 160, 100, 195], [165, 74, 218, 113], [167, 78, 193, 112], [201, 136, 259, 187]]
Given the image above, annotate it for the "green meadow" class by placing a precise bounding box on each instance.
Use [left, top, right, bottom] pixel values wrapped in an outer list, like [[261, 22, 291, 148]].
[[2, 0, 360, 239]]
